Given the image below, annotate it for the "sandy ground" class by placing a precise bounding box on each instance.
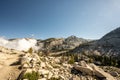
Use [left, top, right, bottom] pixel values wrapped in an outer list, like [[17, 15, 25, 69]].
[[0, 52, 21, 80]]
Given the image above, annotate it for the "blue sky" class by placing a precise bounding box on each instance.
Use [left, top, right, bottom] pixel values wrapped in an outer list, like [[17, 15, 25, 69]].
[[0, 0, 120, 39]]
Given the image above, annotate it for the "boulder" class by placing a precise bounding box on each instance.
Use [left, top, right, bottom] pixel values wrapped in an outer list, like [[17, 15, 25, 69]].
[[22, 63, 29, 68], [38, 69, 49, 75], [20, 57, 31, 64], [78, 61, 88, 67], [70, 75, 81, 80], [110, 71, 119, 77], [47, 72, 53, 79], [25, 68, 33, 73], [38, 78, 46, 80], [74, 61, 116, 80], [90, 64, 115, 80], [40, 62, 46, 68], [54, 58, 60, 64], [74, 65, 93, 75], [45, 62, 53, 69], [32, 53, 40, 61]]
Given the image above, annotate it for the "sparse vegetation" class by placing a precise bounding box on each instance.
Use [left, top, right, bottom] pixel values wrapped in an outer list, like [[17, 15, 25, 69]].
[[68, 55, 75, 64], [28, 47, 33, 54], [88, 55, 119, 67], [23, 71, 39, 80]]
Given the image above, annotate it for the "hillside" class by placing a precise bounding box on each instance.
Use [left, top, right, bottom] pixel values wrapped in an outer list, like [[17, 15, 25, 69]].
[[0, 28, 120, 80], [72, 27, 120, 57]]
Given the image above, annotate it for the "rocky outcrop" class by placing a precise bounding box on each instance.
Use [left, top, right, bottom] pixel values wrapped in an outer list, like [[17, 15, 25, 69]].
[[73, 61, 116, 80], [20, 52, 118, 80], [0, 45, 119, 80], [20, 53, 72, 80]]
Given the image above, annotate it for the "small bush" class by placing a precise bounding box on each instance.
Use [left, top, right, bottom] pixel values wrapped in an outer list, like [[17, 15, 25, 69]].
[[28, 47, 33, 54], [23, 71, 39, 80], [68, 55, 75, 64], [89, 55, 119, 67]]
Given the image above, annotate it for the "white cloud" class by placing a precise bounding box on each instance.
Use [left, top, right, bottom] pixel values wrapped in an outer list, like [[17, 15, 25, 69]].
[[0, 37, 37, 51]]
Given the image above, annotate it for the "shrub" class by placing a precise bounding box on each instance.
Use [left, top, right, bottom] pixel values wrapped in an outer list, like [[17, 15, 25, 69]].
[[89, 55, 118, 67], [68, 55, 75, 64], [23, 71, 39, 80], [28, 47, 33, 54]]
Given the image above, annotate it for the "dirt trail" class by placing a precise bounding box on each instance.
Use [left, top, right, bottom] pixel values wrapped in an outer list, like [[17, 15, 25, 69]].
[[0, 53, 21, 80]]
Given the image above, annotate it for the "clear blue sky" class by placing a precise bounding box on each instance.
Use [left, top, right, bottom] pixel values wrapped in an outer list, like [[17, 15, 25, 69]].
[[0, 0, 120, 39]]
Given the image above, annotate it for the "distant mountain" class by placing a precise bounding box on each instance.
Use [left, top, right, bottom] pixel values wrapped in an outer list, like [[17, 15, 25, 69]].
[[71, 27, 120, 57], [64, 35, 88, 46], [98, 27, 120, 48], [97, 27, 120, 56], [62, 35, 88, 49], [36, 36, 89, 52]]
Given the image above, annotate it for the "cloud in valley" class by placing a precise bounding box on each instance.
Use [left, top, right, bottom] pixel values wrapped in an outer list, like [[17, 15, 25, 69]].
[[0, 37, 37, 51]]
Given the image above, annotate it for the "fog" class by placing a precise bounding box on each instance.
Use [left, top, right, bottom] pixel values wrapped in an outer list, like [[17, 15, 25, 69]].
[[0, 37, 37, 51]]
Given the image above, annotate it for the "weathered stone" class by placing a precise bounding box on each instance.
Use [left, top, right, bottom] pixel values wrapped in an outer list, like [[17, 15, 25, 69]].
[[22, 63, 29, 68], [25, 68, 32, 73], [70, 75, 81, 80], [45, 62, 53, 69], [40, 62, 46, 68], [20, 56, 32, 64], [78, 61, 88, 67], [38, 69, 49, 75], [54, 58, 60, 64], [38, 78, 46, 80], [59, 75, 65, 80], [47, 72, 53, 79], [90, 64, 115, 80], [110, 71, 119, 77], [74, 65, 93, 75]]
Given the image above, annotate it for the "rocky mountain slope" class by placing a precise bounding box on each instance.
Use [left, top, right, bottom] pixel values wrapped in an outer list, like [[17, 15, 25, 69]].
[[37, 36, 88, 53], [0, 45, 120, 80], [72, 27, 120, 57], [97, 27, 120, 56], [0, 36, 88, 53], [0, 27, 120, 80]]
